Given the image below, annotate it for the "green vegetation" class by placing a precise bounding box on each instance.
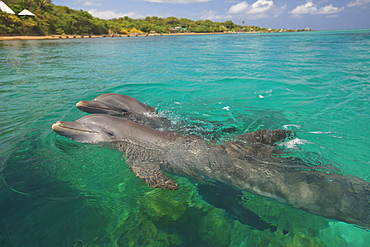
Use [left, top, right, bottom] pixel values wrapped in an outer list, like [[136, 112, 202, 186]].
[[1, 0, 108, 35], [1, 0, 309, 36]]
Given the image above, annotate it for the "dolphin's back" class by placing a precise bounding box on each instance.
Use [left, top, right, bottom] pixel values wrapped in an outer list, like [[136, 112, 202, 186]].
[[162, 137, 370, 229]]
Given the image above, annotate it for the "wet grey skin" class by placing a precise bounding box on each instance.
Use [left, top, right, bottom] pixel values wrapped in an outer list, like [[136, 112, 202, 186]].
[[76, 93, 172, 129], [52, 114, 370, 229], [76, 93, 239, 135], [76, 93, 291, 230], [76, 93, 155, 115]]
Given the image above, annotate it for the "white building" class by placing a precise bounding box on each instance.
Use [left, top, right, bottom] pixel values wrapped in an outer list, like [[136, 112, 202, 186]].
[[18, 9, 35, 16], [0, 1, 15, 14]]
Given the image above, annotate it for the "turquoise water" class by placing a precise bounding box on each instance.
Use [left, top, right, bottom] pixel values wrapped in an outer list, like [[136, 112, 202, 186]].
[[1, 30, 369, 246]]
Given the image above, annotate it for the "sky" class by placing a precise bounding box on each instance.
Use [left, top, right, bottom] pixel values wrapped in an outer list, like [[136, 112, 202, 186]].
[[52, 0, 370, 30]]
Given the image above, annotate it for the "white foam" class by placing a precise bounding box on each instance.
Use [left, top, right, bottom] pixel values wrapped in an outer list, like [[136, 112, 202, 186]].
[[283, 124, 301, 129], [308, 131, 332, 134], [143, 112, 158, 117], [279, 138, 311, 149]]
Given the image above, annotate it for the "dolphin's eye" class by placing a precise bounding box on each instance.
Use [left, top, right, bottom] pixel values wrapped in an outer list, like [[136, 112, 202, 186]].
[[107, 132, 115, 136]]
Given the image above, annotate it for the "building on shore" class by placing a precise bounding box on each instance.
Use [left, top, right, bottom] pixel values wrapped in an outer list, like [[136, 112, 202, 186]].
[[18, 9, 35, 16], [171, 27, 187, 33], [0, 1, 15, 14]]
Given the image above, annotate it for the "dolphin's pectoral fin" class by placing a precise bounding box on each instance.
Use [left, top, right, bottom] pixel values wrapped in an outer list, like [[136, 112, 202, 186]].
[[128, 160, 180, 190], [235, 129, 295, 146]]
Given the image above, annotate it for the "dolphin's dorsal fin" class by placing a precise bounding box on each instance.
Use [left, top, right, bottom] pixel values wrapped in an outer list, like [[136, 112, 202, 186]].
[[233, 129, 294, 146], [127, 158, 180, 190]]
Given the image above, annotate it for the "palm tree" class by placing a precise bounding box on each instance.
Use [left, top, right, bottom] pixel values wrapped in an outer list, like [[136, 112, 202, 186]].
[[36, 0, 51, 10], [14, 0, 51, 12]]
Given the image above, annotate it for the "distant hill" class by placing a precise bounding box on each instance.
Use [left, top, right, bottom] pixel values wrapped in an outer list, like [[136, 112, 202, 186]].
[[0, 0, 309, 36]]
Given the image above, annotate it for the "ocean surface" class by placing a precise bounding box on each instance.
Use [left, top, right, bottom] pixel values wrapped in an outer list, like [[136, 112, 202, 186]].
[[1, 30, 369, 246]]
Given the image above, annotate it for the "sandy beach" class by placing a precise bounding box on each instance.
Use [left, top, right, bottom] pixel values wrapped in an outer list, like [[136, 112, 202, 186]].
[[0, 35, 114, 40], [0, 32, 238, 41]]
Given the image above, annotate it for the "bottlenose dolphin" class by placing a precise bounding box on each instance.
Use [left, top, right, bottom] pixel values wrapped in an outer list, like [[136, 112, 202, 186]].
[[76, 93, 293, 229], [76, 93, 155, 116], [52, 114, 370, 229], [76, 93, 172, 129], [76, 93, 238, 135]]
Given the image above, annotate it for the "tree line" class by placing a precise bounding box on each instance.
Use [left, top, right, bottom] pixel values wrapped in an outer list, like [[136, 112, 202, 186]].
[[1, 0, 301, 36], [1, 0, 108, 35]]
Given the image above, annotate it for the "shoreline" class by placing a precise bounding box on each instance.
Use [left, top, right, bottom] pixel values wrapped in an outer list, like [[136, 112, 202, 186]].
[[0, 32, 259, 41], [0, 34, 120, 41]]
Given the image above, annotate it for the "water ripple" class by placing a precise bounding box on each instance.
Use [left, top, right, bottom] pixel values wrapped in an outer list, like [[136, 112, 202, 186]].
[[1, 30, 370, 246]]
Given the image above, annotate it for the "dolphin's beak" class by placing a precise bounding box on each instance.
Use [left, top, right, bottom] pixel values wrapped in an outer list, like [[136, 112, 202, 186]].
[[52, 120, 100, 143], [52, 121, 67, 131], [52, 121, 97, 134], [76, 100, 129, 115], [76, 100, 95, 108], [75, 100, 105, 113], [75, 101, 85, 108]]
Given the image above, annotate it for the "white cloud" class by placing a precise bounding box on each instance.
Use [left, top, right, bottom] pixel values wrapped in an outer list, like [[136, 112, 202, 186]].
[[227, 0, 286, 19], [290, 2, 344, 17], [199, 10, 232, 20], [247, 0, 274, 14], [76, 0, 103, 7], [319, 4, 344, 14], [347, 0, 370, 7], [88, 9, 145, 19], [228, 2, 249, 14], [143, 0, 210, 3], [290, 2, 316, 16]]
